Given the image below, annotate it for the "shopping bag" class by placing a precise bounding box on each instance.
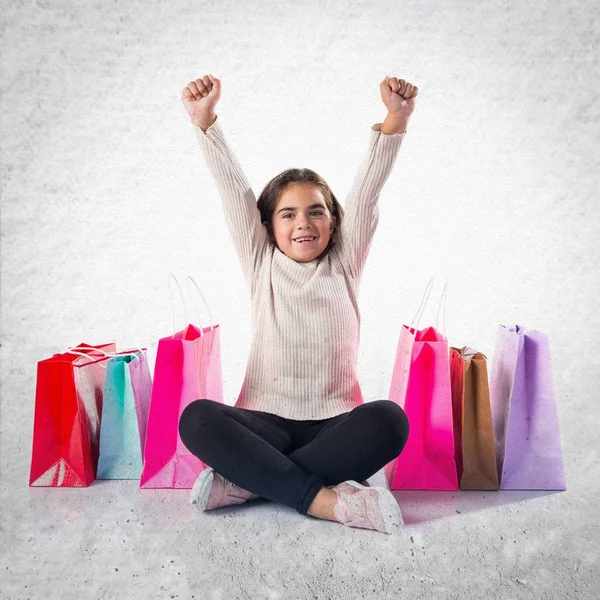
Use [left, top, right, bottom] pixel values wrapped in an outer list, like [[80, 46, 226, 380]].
[[140, 274, 223, 488], [489, 325, 566, 490], [385, 280, 459, 490], [96, 349, 153, 480], [450, 346, 499, 490], [29, 342, 116, 487]]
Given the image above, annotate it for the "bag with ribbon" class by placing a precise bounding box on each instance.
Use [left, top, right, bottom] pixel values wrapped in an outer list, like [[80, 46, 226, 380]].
[[29, 342, 116, 487], [63, 346, 153, 481], [450, 346, 499, 490], [489, 325, 566, 490], [385, 279, 459, 490], [139, 273, 224, 489]]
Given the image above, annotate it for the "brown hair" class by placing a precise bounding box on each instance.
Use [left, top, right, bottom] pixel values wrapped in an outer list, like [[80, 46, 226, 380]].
[[256, 168, 345, 255]]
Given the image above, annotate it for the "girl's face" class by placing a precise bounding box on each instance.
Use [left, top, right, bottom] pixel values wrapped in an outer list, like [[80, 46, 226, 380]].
[[264, 183, 336, 263]]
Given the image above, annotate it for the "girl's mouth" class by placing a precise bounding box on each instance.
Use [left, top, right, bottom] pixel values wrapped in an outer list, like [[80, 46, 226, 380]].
[[293, 237, 317, 245]]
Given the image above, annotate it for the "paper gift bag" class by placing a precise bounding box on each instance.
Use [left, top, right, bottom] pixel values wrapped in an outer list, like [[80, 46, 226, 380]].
[[97, 350, 153, 480], [383, 280, 431, 489], [385, 280, 459, 490], [140, 275, 223, 488], [384, 323, 417, 488], [450, 347, 499, 490], [29, 342, 116, 487], [489, 325, 566, 490]]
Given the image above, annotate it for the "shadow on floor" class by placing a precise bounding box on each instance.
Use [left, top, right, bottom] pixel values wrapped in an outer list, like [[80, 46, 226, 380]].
[[391, 489, 565, 525]]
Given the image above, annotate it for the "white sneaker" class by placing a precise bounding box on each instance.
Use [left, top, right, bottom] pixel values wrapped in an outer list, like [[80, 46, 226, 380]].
[[190, 468, 260, 511], [332, 480, 404, 534]]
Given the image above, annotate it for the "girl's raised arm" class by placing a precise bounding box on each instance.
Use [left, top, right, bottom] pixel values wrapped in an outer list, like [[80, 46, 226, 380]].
[[182, 76, 269, 287], [339, 76, 418, 281]]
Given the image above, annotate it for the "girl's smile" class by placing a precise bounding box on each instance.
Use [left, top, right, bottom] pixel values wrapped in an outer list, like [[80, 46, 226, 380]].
[[264, 183, 336, 263]]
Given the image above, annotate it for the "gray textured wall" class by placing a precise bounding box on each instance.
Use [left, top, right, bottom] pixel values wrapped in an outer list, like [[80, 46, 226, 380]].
[[2, 0, 598, 598]]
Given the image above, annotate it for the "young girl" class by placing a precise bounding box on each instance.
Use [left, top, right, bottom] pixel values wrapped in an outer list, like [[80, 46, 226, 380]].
[[178, 73, 417, 535]]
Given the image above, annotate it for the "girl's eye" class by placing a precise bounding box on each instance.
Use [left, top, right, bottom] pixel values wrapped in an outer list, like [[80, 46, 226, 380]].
[[283, 211, 323, 219]]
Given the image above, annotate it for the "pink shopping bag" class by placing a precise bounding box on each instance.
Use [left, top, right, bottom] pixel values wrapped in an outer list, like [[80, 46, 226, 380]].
[[385, 280, 459, 490], [489, 324, 566, 490], [140, 274, 223, 488]]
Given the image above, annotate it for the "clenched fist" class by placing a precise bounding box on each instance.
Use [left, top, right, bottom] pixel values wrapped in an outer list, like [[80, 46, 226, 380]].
[[181, 75, 221, 126], [380, 76, 418, 117]]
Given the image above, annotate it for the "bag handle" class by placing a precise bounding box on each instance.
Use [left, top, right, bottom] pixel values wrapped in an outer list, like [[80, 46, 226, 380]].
[[186, 275, 215, 332], [409, 277, 434, 332], [64, 347, 145, 370], [409, 277, 448, 339], [435, 278, 448, 339], [169, 272, 188, 336], [168, 271, 215, 339]]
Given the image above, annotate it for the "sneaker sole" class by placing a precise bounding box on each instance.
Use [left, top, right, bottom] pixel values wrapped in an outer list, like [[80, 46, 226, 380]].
[[191, 467, 215, 511], [343, 480, 403, 534]]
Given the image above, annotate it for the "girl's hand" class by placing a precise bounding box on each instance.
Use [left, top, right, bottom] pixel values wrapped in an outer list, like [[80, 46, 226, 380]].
[[181, 75, 221, 121], [379, 76, 418, 117]]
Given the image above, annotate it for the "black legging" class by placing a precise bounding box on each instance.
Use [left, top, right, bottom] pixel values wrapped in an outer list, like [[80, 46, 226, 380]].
[[178, 399, 409, 515]]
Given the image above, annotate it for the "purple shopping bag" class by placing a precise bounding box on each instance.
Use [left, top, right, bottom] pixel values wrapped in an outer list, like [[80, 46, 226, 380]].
[[489, 324, 566, 490]]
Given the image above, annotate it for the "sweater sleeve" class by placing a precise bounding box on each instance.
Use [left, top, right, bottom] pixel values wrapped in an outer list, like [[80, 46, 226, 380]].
[[192, 116, 269, 284], [339, 123, 406, 281]]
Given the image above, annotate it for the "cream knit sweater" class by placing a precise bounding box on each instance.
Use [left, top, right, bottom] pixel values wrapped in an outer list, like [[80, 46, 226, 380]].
[[193, 117, 406, 420]]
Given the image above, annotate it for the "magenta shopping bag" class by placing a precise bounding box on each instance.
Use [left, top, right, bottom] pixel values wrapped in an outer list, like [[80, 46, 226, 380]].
[[489, 325, 566, 490], [385, 280, 459, 490], [140, 275, 223, 488]]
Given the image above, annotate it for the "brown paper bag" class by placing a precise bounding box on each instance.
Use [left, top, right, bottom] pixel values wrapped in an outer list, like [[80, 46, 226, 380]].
[[450, 346, 499, 490]]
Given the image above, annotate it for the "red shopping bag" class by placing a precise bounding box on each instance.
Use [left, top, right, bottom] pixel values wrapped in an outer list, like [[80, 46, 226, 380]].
[[139, 275, 224, 488], [29, 342, 116, 487], [385, 280, 459, 490]]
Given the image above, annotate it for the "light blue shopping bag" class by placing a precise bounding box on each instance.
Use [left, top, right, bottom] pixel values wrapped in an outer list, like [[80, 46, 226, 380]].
[[96, 350, 152, 480]]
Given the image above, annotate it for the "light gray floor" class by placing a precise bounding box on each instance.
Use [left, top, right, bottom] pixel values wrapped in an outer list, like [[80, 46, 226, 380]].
[[2, 0, 599, 598], [1, 456, 594, 599]]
